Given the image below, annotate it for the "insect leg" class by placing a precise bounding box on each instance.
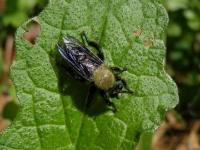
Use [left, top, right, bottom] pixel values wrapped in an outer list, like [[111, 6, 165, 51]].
[[111, 67, 127, 75], [81, 31, 88, 46], [116, 77, 133, 93], [100, 91, 117, 112], [80, 32, 104, 60]]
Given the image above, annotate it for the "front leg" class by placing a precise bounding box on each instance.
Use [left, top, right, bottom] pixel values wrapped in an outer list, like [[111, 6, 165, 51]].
[[100, 90, 117, 112], [110, 67, 127, 75], [115, 76, 133, 93]]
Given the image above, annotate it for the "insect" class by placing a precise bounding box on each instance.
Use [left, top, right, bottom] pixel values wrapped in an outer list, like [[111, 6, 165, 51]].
[[57, 32, 133, 112]]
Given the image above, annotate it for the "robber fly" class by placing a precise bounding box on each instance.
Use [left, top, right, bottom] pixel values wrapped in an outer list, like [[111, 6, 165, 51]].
[[57, 32, 133, 112]]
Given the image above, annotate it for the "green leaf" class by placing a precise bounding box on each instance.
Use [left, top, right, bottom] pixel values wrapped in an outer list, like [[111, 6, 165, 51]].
[[3, 11, 27, 27], [165, 0, 188, 11], [0, 0, 178, 149], [137, 132, 153, 150], [167, 23, 182, 37]]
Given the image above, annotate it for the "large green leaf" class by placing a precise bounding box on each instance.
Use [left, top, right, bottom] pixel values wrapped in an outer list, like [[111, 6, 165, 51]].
[[0, 0, 178, 149]]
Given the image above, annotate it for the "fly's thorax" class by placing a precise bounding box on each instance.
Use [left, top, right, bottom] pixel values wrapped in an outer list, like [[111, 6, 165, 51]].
[[92, 64, 116, 90]]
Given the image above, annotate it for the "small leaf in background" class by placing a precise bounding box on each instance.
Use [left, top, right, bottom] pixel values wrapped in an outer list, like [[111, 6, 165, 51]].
[[165, 0, 188, 11], [167, 23, 182, 37], [0, 0, 178, 149], [2, 11, 27, 27], [18, 0, 38, 11], [183, 10, 200, 30]]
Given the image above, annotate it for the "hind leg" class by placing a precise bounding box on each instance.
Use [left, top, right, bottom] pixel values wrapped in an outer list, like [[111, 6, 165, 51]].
[[81, 32, 104, 60]]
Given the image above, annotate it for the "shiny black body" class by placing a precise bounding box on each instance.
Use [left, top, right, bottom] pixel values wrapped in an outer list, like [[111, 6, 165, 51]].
[[57, 32, 133, 112], [57, 35, 102, 81]]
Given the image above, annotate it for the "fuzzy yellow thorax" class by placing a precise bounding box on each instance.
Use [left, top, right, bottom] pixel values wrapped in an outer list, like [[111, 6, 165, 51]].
[[92, 65, 116, 90]]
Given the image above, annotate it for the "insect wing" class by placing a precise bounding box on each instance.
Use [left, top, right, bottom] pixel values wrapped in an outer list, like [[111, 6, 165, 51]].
[[57, 36, 103, 80], [57, 44, 84, 75], [63, 35, 102, 63]]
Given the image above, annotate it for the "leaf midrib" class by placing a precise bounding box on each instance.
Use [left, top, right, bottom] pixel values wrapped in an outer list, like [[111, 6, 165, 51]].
[[73, 1, 112, 149]]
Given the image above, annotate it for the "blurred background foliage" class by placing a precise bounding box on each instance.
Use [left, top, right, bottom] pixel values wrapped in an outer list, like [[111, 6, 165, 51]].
[[0, 0, 199, 149], [0, 0, 47, 47], [165, 0, 200, 119], [0, 0, 48, 129]]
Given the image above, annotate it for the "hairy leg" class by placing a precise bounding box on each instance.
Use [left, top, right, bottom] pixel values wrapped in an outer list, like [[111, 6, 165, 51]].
[[115, 76, 133, 93], [80, 31, 104, 60], [100, 91, 117, 112], [111, 67, 127, 75]]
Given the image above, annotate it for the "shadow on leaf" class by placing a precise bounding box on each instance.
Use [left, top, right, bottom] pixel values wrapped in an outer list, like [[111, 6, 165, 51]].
[[51, 51, 110, 116]]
